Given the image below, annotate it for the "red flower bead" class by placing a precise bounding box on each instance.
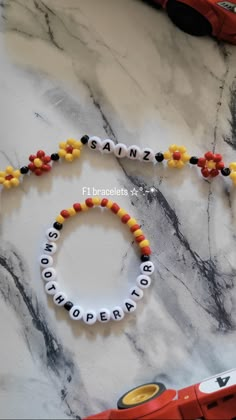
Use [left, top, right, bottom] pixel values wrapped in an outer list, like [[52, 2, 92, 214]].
[[28, 150, 52, 175], [197, 158, 206, 168], [201, 168, 209, 178], [213, 153, 222, 163], [205, 151, 214, 160], [37, 150, 45, 158], [198, 151, 225, 179], [29, 154, 36, 162], [210, 169, 219, 177], [216, 161, 224, 170]]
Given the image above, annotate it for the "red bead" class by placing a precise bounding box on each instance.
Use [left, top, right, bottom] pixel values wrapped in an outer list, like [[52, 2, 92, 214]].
[[35, 169, 42, 176], [29, 154, 36, 162], [141, 246, 151, 255], [136, 235, 145, 243], [5, 174, 13, 181], [213, 153, 222, 163], [101, 198, 108, 207], [28, 163, 35, 171], [210, 169, 219, 177], [130, 224, 140, 233], [61, 209, 70, 218], [201, 168, 209, 178], [73, 203, 81, 212], [42, 164, 51, 172], [216, 161, 224, 170], [121, 214, 130, 223], [173, 151, 181, 160], [42, 156, 51, 163], [85, 198, 94, 207], [37, 150, 45, 158], [111, 203, 120, 213], [66, 146, 73, 153], [205, 151, 214, 160], [197, 158, 206, 168]]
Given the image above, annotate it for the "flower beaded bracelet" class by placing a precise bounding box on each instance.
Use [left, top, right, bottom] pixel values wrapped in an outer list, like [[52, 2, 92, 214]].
[[1, 135, 236, 190], [39, 197, 155, 325]]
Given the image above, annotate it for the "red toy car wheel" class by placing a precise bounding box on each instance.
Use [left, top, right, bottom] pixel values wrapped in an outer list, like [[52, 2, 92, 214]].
[[117, 382, 166, 409]]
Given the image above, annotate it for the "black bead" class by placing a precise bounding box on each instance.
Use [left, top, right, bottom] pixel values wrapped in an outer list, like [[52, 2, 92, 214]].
[[80, 135, 89, 145], [141, 254, 150, 262], [20, 166, 29, 174], [155, 152, 164, 162], [51, 153, 60, 161], [221, 167, 231, 176], [53, 222, 63, 231], [64, 301, 74, 311], [190, 156, 199, 165]]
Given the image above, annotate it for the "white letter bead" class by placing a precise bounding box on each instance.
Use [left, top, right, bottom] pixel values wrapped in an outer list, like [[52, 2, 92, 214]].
[[101, 139, 115, 154], [141, 148, 155, 163], [53, 292, 67, 306], [39, 254, 53, 268], [45, 281, 59, 295], [42, 267, 57, 282], [69, 305, 84, 320], [127, 145, 141, 160], [97, 308, 110, 323], [88, 136, 101, 151], [114, 143, 128, 158], [129, 286, 144, 301], [42, 242, 57, 255], [123, 299, 137, 313], [136, 274, 152, 289], [140, 261, 155, 275], [111, 306, 125, 321], [46, 228, 60, 242], [83, 310, 97, 325]]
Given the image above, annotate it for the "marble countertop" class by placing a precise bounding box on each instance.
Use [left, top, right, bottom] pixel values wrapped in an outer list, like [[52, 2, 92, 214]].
[[1, 0, 236, 418]]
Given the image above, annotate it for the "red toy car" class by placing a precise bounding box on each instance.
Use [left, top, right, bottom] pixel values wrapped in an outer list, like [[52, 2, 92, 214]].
[[84, 368, 236, 419], [152, 0, 236, 44]]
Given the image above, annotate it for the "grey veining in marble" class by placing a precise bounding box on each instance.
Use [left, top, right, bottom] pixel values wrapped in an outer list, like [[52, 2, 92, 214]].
[[1, 0, 236, 418]]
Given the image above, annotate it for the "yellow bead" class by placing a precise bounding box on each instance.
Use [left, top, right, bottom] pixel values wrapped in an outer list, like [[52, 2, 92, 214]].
[[181, 153, 190, 163], [67, 138, 76, 146], [178, 146, 187, 153], [230, 172, 236, 181], [6, 166, 13, 174], [139, 239, 150, 248], [34, 158, 42, 168], [164, 151, 171, 160], [65, 153, 73, 162], [13, 170, 20, 178], [56, 215, 65, 224], [176, 160, 184, 169], [207, 160, 216, 170], [92, 197, 101, 206], [81, 203, 89, 211], [72, 149, 80, 158], [169, 144, 178, 153], [117, 208, 127, 218], [133, 229, 143, 237], [106, 200, 113, 209], [229, 162, 236, 171], [0, 171, 5, 178], [168, 159, 176, 168], [0, 177, 4, 184], [10, 178, 20, 187], [74, 141, 82, 149], [127, 218, 137, 227], [58, 149, 66, 158], [3, 180, 11, 188], [68, 207, 76, 216], [59, 142, 67, 149]]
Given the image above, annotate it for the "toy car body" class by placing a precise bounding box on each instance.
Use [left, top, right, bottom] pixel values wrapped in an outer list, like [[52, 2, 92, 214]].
[[84, 368, 236, 419], [153, 0, 236, 44]]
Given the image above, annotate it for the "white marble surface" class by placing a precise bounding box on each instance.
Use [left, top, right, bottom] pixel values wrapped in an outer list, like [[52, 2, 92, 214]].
[[1, 0, 236, 418]]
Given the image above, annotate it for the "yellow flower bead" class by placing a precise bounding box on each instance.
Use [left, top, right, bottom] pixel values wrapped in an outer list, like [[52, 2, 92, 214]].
[[34, 158, 42, 168], [92, 197, 101, 206], [178, 146, 187, 153], [59, 142, 67, 149], [117, 208, 127, 218], [65, 153, 73, 162], [0, 171, 5, 177], [230, 172, 236, 182], [0, 177, 4, 184], [10, 178, 19, 187], [13, 170, 20, 177], [106, 200, 113, 209], [3, 180, 11, 188], [74, 141, 82, 149], [68, 207, 76, 216], [168, 160, 176, 168], [67, 138, 76, 146], [81, 203, 89, 211], [164, 151, 172, 160], [58, 149, 66, 158], [6, 166, 14, 174], [229, 162, 236, 171], [127, 218, 137, 227], [182, 153, 190, 163], [176, 160, 184, 169], [133, 229, 143, 237], [56, 215, 65, 224], [139, 239, 150, 248], [72, 149, 80, 158], [169, 144, 178, 153]]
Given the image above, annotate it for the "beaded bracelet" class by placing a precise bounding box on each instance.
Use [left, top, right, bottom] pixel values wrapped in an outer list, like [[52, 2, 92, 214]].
[[39, 197, 155, 325], [1, 136, 236, 190]]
